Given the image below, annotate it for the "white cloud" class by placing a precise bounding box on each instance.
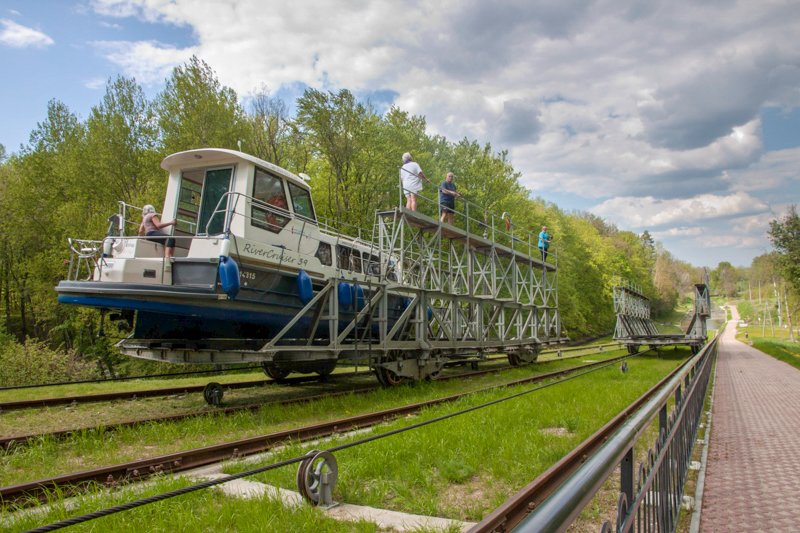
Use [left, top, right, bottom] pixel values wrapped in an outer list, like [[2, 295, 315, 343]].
[[590, 192, 769, 229], [652, 227, 703, 238], [0, 19, 54, 48], [91, 40, 196, 84], [84, 77, 107, 90]]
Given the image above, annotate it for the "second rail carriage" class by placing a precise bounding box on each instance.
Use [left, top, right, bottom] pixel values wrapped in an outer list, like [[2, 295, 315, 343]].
[[56, 149, 562, 391]]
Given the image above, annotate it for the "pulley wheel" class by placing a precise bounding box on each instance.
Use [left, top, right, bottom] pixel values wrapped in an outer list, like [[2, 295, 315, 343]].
[[296, 450, 338, 505]]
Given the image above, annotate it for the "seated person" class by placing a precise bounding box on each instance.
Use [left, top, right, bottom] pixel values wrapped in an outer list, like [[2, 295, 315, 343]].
[[139, 204, 176, 259]]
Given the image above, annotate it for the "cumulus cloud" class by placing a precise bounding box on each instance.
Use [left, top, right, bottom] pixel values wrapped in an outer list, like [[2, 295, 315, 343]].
[[84, 77, 107, 90], [0, 19, 54, 48], [91, 40, 196, 84], [590, 192, 769, 229], [652, 227, 703, 238]]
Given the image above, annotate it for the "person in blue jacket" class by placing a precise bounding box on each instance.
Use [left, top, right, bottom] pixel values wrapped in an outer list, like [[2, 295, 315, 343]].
[[538, 225, 552, 262]]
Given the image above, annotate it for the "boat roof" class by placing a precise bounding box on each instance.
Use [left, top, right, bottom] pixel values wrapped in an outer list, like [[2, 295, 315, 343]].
[[161, 148, 311, 190]]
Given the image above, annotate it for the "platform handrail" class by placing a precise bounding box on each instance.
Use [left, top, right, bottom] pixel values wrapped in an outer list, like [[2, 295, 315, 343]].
[[511, 331, 719, 532], [397, 179, 558, 265]]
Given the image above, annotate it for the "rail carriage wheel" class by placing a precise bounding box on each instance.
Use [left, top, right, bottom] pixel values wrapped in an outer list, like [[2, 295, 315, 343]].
[[627, 345, 640, 355], [375, 351, 407, 387], [203, 382, 224, 406], [507, 352, 522, 367], [314, 360, 337, 379], [262, 362, 290, 381]]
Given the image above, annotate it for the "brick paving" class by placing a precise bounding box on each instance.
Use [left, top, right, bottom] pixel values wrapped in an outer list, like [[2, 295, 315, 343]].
[[699, 309, 800, 532]]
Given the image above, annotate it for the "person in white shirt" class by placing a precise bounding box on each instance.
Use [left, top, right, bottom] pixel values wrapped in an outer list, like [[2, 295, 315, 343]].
[[399, 152, 427, 211]]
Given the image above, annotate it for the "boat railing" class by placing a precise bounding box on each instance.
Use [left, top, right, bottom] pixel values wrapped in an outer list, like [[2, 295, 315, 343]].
[[112, 201, 198, 237], [397, 180, 558, 266], [65, 238, 105, 281]]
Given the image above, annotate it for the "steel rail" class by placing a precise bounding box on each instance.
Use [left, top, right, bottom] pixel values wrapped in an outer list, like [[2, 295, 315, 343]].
[[0, 361, 500, 449], [0, 354, 631, 506], [0, 365, 265, 392], [0, 373, 361, 411], [0, 346, 615, 411], [467, 353, 694, 533], [1, 349, 621, 449]]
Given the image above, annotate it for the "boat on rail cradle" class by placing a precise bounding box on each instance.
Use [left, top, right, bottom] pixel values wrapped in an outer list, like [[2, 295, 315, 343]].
[[56, 148, 562, 386]]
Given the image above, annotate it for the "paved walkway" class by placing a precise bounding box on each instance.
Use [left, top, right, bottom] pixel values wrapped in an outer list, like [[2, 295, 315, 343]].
[[699, 308, 800, 532]]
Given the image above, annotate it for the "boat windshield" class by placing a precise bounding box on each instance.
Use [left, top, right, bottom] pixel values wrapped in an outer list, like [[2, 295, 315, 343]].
[[288, 182, 316, 221]]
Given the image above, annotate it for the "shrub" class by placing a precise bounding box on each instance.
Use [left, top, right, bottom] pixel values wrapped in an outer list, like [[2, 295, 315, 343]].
[[0, 336, 98, 386]]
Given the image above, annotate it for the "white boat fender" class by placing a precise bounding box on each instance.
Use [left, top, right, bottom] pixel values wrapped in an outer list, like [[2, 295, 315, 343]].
[[220, 236, 232, 258], [297, 269, 313, 304], [338, 282, 353, 310], [219, 256, 240, 299], [102, 239, 113, 257]]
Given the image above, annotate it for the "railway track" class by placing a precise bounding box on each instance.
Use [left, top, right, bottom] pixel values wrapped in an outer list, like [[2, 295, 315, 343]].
[[0, 353, 632, 507], [0, 348, 621, 450], [0, 344, 619, 412]]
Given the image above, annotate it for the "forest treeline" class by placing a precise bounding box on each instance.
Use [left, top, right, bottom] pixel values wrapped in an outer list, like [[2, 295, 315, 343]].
[[0, 57, 704, 383]]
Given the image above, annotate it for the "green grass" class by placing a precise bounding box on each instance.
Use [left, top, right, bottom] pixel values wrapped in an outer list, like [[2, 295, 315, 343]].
[[0, 352, 630, 488], [1, 476, 378, 532], [747, 338, 800, 371], [226, 350, 687, 522]]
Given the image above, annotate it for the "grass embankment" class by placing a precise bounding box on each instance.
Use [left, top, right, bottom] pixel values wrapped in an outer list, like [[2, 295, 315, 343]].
[[735, 302, 800, 371], [0, 348, 688, 532], [227, 350, 687, 522]]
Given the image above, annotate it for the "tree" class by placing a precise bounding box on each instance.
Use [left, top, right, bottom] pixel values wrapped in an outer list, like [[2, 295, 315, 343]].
[[84, 76, 161, 206], [769, 206, 800, 293], [769, 206, 800, 341], [296, 88, 391, 230], [246, 86, 295, 167], [710, 261, 739, 298], [156, 56, 247, 153]]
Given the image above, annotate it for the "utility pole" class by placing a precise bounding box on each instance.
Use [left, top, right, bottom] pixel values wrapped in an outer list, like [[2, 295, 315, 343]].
[[775, 281, 783, 329], [784, 284, 795, 342]]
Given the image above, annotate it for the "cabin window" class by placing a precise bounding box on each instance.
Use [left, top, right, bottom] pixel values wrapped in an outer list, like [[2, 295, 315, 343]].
[[315, 242, 332, 266], [178, 166, 233, 236], [336, 245, 362, 273], [177, 169, 203, 234], [288, 182, 316, 221], [363, 252, 381, 276], [198, 167, 233, 235], [251, 168, 290, 233]]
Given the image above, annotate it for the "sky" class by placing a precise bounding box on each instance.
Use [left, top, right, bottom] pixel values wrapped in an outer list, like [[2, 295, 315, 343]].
[[1, 0, 799, 268]]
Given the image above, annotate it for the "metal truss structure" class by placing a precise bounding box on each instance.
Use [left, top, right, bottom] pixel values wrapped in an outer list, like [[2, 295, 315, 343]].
[[613, 282, 660, 340], [372, 208, 561, 374], [613, 275, 710, 354]]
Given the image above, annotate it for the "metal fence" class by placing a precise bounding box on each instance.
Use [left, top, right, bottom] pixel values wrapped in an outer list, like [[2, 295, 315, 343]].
[[515, 330, 719, 532]]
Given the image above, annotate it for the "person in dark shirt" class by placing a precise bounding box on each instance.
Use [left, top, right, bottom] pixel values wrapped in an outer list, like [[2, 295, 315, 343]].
[[439, 172, 461, 224]]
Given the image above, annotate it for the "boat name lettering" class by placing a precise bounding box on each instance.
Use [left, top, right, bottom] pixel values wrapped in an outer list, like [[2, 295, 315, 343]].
[[242, 244, 309, 267]]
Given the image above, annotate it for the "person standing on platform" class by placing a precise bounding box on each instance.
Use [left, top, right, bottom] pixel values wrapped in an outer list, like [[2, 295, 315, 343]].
[[439, 172, 461, 224], [399, 152, 427, 211], [538, 225, 552, 262]]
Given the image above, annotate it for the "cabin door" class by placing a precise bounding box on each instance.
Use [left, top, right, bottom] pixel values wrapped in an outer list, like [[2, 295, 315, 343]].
[[197, 167, 233, 235]]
